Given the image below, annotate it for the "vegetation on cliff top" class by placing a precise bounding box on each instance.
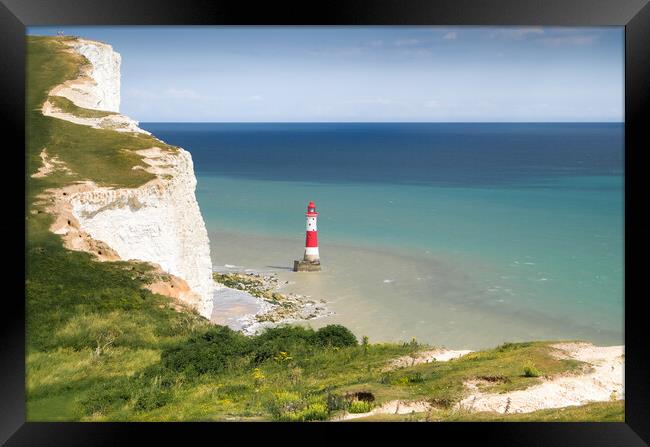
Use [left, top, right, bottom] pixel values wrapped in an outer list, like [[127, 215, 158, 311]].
[[25, 36, 623, 422], [47, 95, 118, 118], [27, 35, 175, 193]]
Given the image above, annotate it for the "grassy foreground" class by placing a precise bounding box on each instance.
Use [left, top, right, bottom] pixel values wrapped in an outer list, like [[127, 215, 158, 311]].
[[25, 35, 623, 422]]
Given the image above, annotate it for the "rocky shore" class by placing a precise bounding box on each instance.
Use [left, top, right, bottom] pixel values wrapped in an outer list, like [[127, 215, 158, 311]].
[[212, 272, 333, 334]]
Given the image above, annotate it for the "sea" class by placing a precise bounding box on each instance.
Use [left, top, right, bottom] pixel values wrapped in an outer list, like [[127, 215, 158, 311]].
[[140, 122, 624, 349]]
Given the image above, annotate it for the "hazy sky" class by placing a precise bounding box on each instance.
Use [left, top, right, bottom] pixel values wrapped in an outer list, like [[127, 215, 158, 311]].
[[28, 26, 624, 122]]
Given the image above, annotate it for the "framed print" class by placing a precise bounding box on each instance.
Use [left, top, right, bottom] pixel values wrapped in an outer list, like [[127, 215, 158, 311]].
[[2, 0, 648, 444]]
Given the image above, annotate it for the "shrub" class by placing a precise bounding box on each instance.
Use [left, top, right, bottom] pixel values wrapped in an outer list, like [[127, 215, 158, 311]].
[[265, 391, 303, 420], [159, 322, 361, 376], [133, 388, 172, 412], [277, 404, 329, 422], [250, 326, 317, 364], [349, 400, 374, 414], [160, 325, 251, 376], [523, 361, 541, 377], [315, 325, 357, 348], [251, 368, 265, 388], [265, 392, 330, 421], [139, 364, 188, 390], [326, 392, 347, 412], [497, 341, 533, 352], [297, 403, 329, 421], [274, 351, 293, 364], [78, 377, 133, 416], [407, 372, 424, 383]]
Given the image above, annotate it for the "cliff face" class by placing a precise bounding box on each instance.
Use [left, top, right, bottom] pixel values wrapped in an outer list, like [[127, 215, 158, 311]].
[[68, 148, 215, 318], [42, 39, 215, 318], [73, 40, 121, 112], [49, 39, 121, 113], [45, 38, 148, 134]]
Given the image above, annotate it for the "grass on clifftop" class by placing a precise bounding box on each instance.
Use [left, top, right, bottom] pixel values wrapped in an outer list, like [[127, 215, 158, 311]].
[[25, 36, 623, 423], [47, 95, 118, 118], [26, 35, 175, 193]]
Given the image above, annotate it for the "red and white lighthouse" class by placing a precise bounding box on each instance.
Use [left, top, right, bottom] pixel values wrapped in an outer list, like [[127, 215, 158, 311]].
[[304, 201, 319, 262], [293, 200, 321, 271]]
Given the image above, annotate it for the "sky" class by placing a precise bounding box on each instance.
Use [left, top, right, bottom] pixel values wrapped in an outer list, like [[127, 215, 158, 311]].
[[28, 26, 624, 122]]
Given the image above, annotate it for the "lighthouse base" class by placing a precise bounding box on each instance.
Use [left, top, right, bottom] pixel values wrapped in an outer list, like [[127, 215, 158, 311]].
[[293, 260, 321, 272]]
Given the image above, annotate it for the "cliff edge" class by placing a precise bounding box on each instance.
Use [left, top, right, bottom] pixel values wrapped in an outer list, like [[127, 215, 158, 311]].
[[32, 38, 215, 318]]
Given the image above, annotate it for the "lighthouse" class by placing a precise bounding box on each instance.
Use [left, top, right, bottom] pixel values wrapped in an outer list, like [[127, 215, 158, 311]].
[[293, 201, 322, 272]]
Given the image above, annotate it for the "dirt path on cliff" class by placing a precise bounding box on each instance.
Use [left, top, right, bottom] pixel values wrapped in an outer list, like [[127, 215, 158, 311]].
[[335, 342, 623, 420], [456, 342, 624, 414], [383, 348, 473, 371]]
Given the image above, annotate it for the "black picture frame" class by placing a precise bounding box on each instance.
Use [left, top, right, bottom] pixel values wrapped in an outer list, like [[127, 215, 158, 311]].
[[2, 0, 648, 444]]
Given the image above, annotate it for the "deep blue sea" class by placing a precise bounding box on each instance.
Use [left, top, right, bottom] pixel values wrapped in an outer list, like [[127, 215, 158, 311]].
[[141, 122, 624, 348]]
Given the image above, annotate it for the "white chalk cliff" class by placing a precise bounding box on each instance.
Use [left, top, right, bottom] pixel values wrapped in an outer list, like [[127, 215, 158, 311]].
[[44, 39, 149, 134], [42, 39, 215, 318], [53, 38, 121, 113]]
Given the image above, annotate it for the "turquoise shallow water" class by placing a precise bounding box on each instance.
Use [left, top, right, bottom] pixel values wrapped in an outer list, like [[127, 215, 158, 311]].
[[142, 123, 624, 348]]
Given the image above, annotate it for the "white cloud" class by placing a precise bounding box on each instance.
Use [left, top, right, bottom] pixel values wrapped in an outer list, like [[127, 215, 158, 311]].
[[442, 31, 457, 40], [248, 95, 263, 101], [538, 35, 596, 46], [424, 100, 440, 108], [394, 38, 421, 47], [487, 27, 596, 46], [163, 88, 200, 99], [490, 27, 545, 40]]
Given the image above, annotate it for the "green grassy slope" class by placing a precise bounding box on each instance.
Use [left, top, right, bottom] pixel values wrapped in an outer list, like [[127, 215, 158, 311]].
[[26, 35, 212, 420], [26, 36, 176, 193], [25, 36, 623, 422], [47, 95, 117, 118]]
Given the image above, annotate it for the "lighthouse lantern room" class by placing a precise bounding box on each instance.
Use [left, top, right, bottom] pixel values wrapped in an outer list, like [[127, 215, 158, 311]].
[[293, 201, 321, 272]]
